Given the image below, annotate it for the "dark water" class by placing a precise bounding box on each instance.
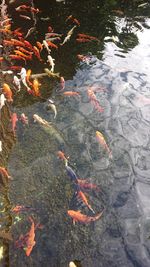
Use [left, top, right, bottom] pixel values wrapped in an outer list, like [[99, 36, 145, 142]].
[[0, 0, 150, 266]]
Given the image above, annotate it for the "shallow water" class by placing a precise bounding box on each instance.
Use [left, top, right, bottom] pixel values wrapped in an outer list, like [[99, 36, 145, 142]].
[[1, 0, 150, 266]]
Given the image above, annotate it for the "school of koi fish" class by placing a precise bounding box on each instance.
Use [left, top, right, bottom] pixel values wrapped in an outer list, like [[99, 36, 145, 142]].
[[0, 1, 112, 260]]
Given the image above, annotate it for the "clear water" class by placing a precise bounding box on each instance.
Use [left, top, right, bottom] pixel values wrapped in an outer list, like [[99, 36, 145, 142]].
[[0, 0, 150, 266]]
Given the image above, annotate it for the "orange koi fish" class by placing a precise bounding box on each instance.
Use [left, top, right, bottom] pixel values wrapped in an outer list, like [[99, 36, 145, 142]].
[[14, 50, 32, 60], [19, 38, 33, 50], [0, 167, 11, 179], [2, 83, 13, 102], [32, 79, 41, 96], [26, 69, 33, 86], [11, 113, 18, 134], [77, 190, 95, 213], [16, 46, 33, 55], [63, 91, 80, 96], [96, 131, 112, 158], [33, 46, 43, 62], [67, 210, 103, 224], [25, 217, 36, 256], [87, 88, 104, 112], [66, 15, 80, 26], [36, 41, 43, 52], [12, 205, 35, 213], [46, 40, 58, 49], [57, 151, 69, 164], [11, 38, 26, 47], [0, 57, 4, 62], [13, 28, 23, 37], [9, 54, 26, 62]]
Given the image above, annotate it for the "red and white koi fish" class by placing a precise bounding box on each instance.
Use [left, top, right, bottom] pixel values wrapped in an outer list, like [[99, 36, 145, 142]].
[[20, 113, 28, 125]]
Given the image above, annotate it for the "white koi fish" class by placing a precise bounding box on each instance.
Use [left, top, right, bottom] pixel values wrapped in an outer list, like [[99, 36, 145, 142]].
[[47, 99, 57, 119], [47, 55, 55, 72], [61, 25, 76, 45], [43, 40, 51, 54], [2, 70, 13, 75], [13, 76, 21, 91], [0, 94, 6, 110], [18, 68, 31, 91]]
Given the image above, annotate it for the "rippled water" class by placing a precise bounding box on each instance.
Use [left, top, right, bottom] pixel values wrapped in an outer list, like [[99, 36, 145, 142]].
[[1, 0, 150, 266]]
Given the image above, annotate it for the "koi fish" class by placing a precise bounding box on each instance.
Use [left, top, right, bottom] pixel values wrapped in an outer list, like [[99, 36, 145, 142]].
[[60, 76, 65, 91], [13, 28, 23, 37], [46, 99, 57, 118], [63, 91, 80, 96], [11, 113, 18, 134], [24, 217, 36, 256], [20, 113, 29, 125], [61, 25, 76, 45], [32, 79, 41, 96], [77, 33, 99, 41], [47, 55, 55, 72], [65, 165, 78, 182], [0, 94, 6, 110], [77, 179, 100, 192], [43, 40, 51, 54], [0, 57, 4, 62], [87, 88, 103, 112], [2, 70, 13, 75], [13, 76, 21, 91], [18, 68, 31, 91], [19, 15, 31, 20], [66, 15, 80, 26], [77, 54, 91, 64], [0, 167, 11, 179], [33, 46, 43, 62], [26, 69, 33, 87], [11, 205, 35, 213], [96, 131, 112, 158], [76, 38, 91, 43], [67, 209, 104, 224], [57, 151, 69, 165], [36, 41, 43, 52], [44, 68, 60, 79], [9, 66, 22, 71], [77, 190, 95, 213], [16, 46, 33, 56], [9, 54, 26, 63], [14, 50, 32, 60], [2, 83, 13, 102], [46, 41, 58, 49]]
